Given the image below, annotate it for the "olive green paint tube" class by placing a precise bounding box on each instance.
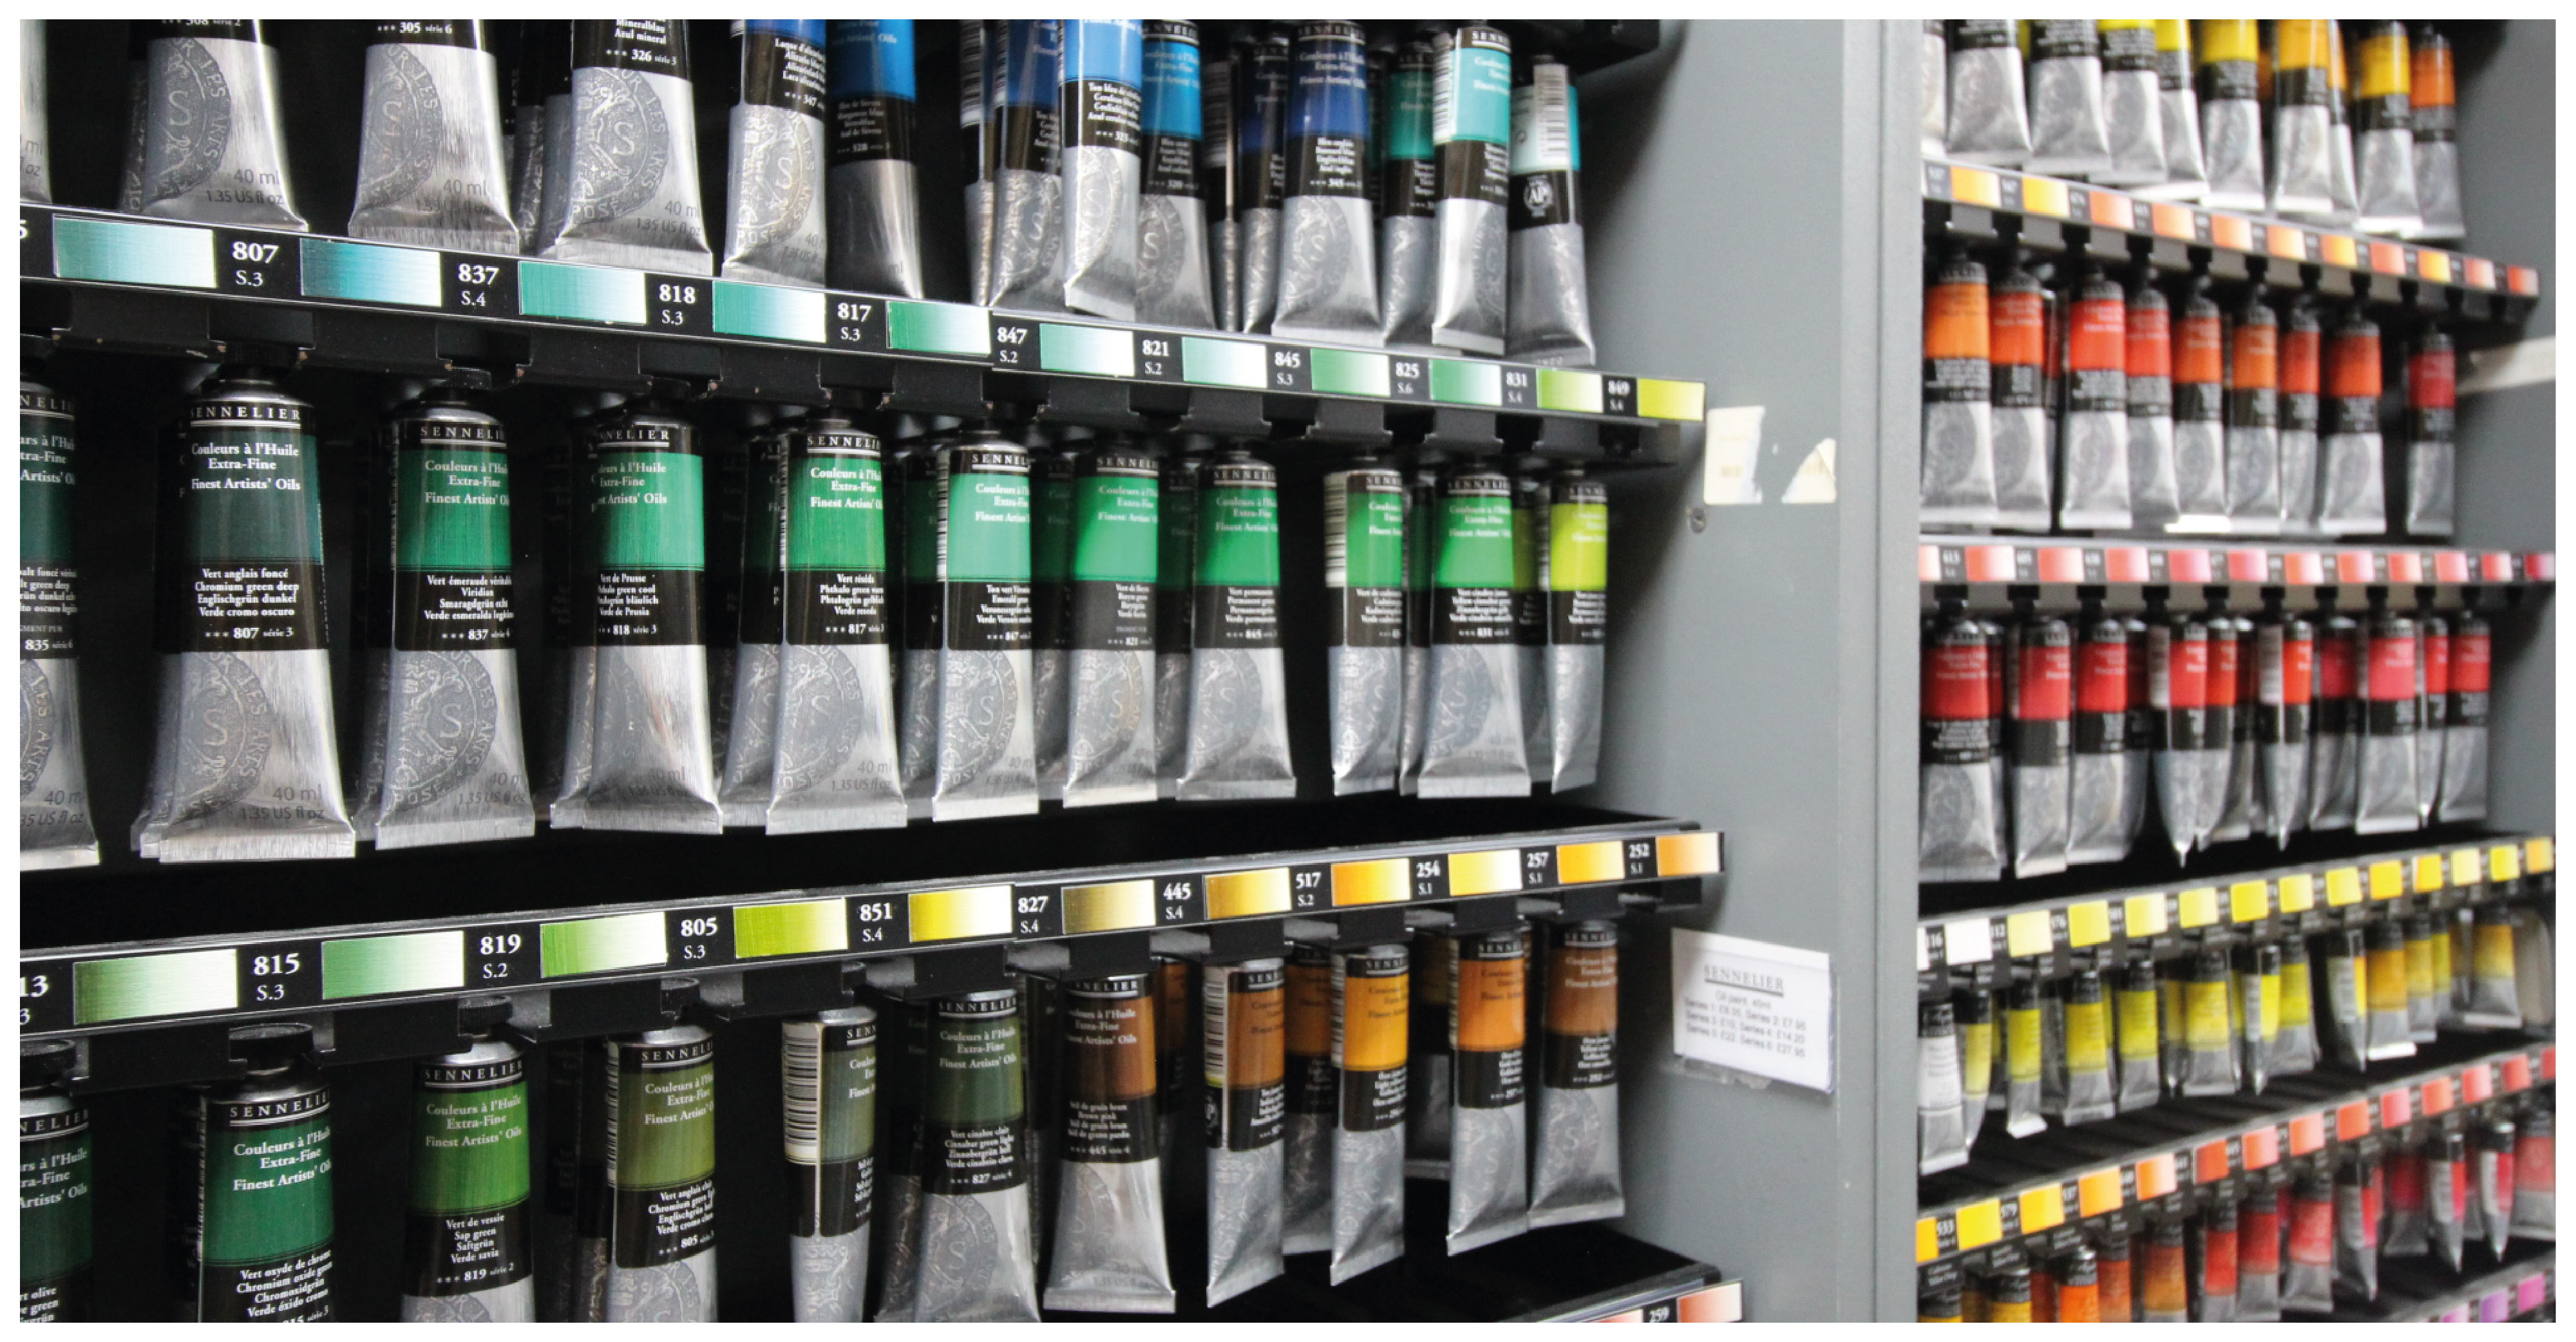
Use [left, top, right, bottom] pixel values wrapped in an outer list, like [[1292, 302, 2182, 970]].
[[872, 1002, 929, 1320], [1281, 943, 1334, 1255], [549, 21, 712, 275], [719, 418, 789, 827], [1180, 449, 1295, 800], [138, 369, 355, 862], [1419, 464, 1531, 797], [784, 1006, 876, 1321], [2060, 967, 2117, 1124], [1546, 468, 1607, 791], [2114, 959, 2161, 1113], [1204, 958, 1287, 1303], [401, 1032, 534, 1321], [1396, 462, 1438, 795], [2178, 948, 2238, 1096], [1044, 974, 1175, 1314], [1447, 923, 1530, 1254], [19, 378, 97, 869], [350, 21, 521, 252], [1405, 932, 1455, 1174], [2461, 902, 2522, 1030], [1528, 923, 1618, 1227], [768, 414, 905, 832], [137, 23, 306, 229], [1153, 449, 1200, 799], [932, 434, 1039, 820], [19, 1046, 90, 1321], [1326, 459, 1406, 795], [1331, 941, 1411, 1281], [604, 1025, 718, 1321], [580, 402, 721, 834], [1058, 446, 1162, 807], [173, 1041, 334, 1320], [913, 990, 1040, 1321]]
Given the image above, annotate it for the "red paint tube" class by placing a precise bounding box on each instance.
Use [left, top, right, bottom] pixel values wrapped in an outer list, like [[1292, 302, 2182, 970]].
[[1919, 599, 2002, 883]]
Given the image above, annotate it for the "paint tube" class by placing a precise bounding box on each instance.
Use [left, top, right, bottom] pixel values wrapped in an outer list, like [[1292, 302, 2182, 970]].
[[1944, 21, 2029, 165], [822, 21, 922, 297], [2334, 1145, 2380, 1301], [1546, 469, 1609, 791], [1512, 470, 1549, 782], [1152, 958, 1196, 1199], [766, 413, 904, 831], [2308, 596, 2359, 829], [2098, 1218, 2136, 1321], [550, 21, 709, 274], [2315, 929, 2365, 1070], [1056, 21, 1144, 320], [138, 370, 352, 862], [1273, 23, 1381, 345], [1326, 941, 1412, 1280], [1957, 976, 1994, 1151], [2476, 1117, 2516, 1258], [717, 21, 828, 286], [703, 433, 748, 793], [1379, 34, 1437, 346], [1405, 933, 1454, 1175], [601, 1025, 717, 1321], [1984, 616, 2007, 853], [173, 1035, 335, 1321], [1153, 449, 1199, 799], [1233, 28, 1291, 333], [2325, 32, 2360, 224], [781, 1008, 877, 1321], [2175, 948, 2235, 1095], [2273, 934, 2318, 1077], [2364, 918, 2416, 1061], [2136, 22, 2206, 200], [2038, 972, 2070, 1119], [1918, 993, 1969, 1175], [1984, 1260, 2031, 1323], [2512, 907, 2553, 1030], [116, 25, 149, 212], [1426, 24, 1511, 354], [1506, 53, 1594, 365], [1918, 21, 1946, 158], [527, 24, 576, 256], [2058, 267, 2130, 529], [1180, 448, 1294, 800], [906, 990, 1038, 1321], [1019, 976, 1060, 1297], [1918, 1284, 1962, 1323], [2405, 912, 2442, 1043], [1326, 458, 1406, 796], [2461, 902, 2521, 1029], [507, 27, 553, 251], [352, 421, 398, 849], [1448, 923, 1530, 1254], [18, 379, 95, 869], [137, 23, 305, 228], [2024, 21, 2110, 178], [1048, 444, 1159, 808], [2238, 1179, 2283, 1319], [566, 1040, 611, 1319], [869, 1003, 926, 1319], [2139, 1213, 2188, 1321], [1042, 974, 1174, 1314], [1030, 448, 1077, 800], [2405, 328, 2456, 536], [2121, 616, 2152, 846], [2253, 599, 2311, 847], [2206, 610, 2253, 844], [1135, 22, 1213, 327], [2188, 1188, 2239, 1321], [1281, 943, 1335, 1256], [1200, 41, 1241, 332], [2223, 298, 2284, 532], [2005, 607, 2071, 877], [2194, 21, 2263, 211], [2002, 974, 2046, 1138], [2146, 603, 2208, 864], [1989, 259, 2050, 531], [892, 444, 936, 812], [2094, 21, 2163, 185], [2265, 21, 2336, 219], [16, 19, 48, 203], [1921, 253, 1998, 527], [348, 21, 520, 252], [20, 1044, 88, 1321], [2278, 300, 2324, 535], [2434, 907, 2463, 1028], [2410, 27, 2464, 241], [2354, 602, 2418, 835], [2318, 312, 2387, 535], [2386, 1133, 2430, 1258], [2169, 283, 2227, 524], [2124, 278, 2180, 527], [2060, 967, 2116, 1125], [400, 1027, 533, 1321], [714, 419, 784, 826], [2112, 959, 2161, 1113], [987, 21, 1065, 313], [2056, 1242, 2101, 1322], [925, 433, 1039, 819], [2351, 23, 2422, 236], [2280, 1167, 2335, 1312], [2438, 609, 2488, 821], [2244, 942, 2281, 1093], [2064, 600, 2126, 865], [1417, 463, 1531, 798], [961, 23, 995, 306], [1205, 958, 1287, 1304], [2431, 1125, 2470, 1269], [2512, 1099, 2553, 1242]]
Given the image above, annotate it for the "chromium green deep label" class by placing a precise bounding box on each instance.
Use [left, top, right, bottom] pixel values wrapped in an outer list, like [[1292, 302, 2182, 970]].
[[406, 1052, 533, 1302], [19, 386, 77, 659], [1072, 449, 1159, 650], [176, 392, 327, 652], [1328, 465, 1405, 650], [940, 444, 1033, 654], [1154, 457, 1198, 657], [19, 1099, 91, 1321], [922, 994, 1027, 1195], [589, 417, 705, 648], [1032, 451, 1078, 653], [194, 1086, 336, 1321], [784, 423, 887, 646], [784, 1016, 878, 1236], [1193, 455, 1281, 650], [1548, 475, 1608, 646], [608, 1034, 717, 1269], [1434, 469, 1515, 645], [393, 413, 515, 652]]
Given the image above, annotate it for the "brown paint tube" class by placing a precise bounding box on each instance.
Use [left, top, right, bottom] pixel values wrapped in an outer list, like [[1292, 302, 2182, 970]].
[[1529, 921, 1622, 1227]]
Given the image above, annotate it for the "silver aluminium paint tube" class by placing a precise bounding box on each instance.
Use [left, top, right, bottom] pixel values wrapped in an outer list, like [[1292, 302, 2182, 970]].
[[895, 442, 938, 811], [2415, 609, 2447, 826], [988, 20, 1066, 314], [2007, 609, 2073, 879], [1228, 28, 1290, 333], [2146, 605, 2208, 864], [117, 26, 148, 212], [2308, 598, 2359, 829], [2140, 22, 2206, 200], [2462, 904, 2522, 1030], [1379, 33, 1437, 347], [1546, 468, 1607, 791], [1205, 959, 1287, 1305], [174, 1038, 336, 1320], [1920, 252, 1998, 527], [1426, 24, 1510, 354], [2350, 23, 2422, 238], [1045, 974, 1175, 1314], [603, 1025, 718, 1321], [1273, 23, 1381, 345], [21, 20, 48, 202], [543, 407, 604, 827], [580, 402, 721, 833], [1506, 52, 1595, 366], [2024, 20, 2111, 179], [2125, 280, 2180, 527], [933, 433, 1039, 820], [824, 22, 922, 297], [137, 22, 306, 229], [2326, 31, 2360, 225], [961, 21, 994, 306], [2195, 21, 2264, 211], [1448, 923, 1531, 1254], [871, 1004, 927, 1320], [1920, 21, 1946, 159], [768, 414, 905, 831], [551, 21, 710, 275], [1529, 923, 1621, 1227], [2364, 918, 2416, 1061], [1396, 462, 1437, 795], [2095, 22, 2164, 187], [1200, 41, 1241, 332], [350, 21, 520, 252], [783, 1007, 876, 1321], [2200, 607, 2248, 844], [1135, 22, 1214, 328], [1056, 443, 1159, 804], [401, 1030, 535, 1321], [1330, 941, 1411, 1281], [2438, 610, 2487, 822], [2405, 329, 2457, 536], [1419, 463, 1531, 797], [2065, 600, 2128, 867], [1985, 258, 2049, 531], [717, 417, 787, 826], [1944, 21, 2029, 165], [1153, 448, 1198, 799], [722, 21, 828, 287], [2321, 929, 2367, 1070], [2057, 268, 2132, 531], [2255, 601, 2311, 847], [1956, 977, 1994, 1148], [142, 370, 354, 862], [2233, 943, 2273, 1094], [1511, 469, 1549, 782], [507, 27, 552, 251], [2170, 284, 2228, 524], [19, 378, 96, 869], [528, 24, 575, 256], [2001, 972, 2045, 1137], [1919, 995, 1969, 1176], [2119, 616, 2151, 847], [1919, 600, 2002, 884], [2224, 298, 2283, 534], [2278, 301, 2323, 536], [374, 386, 534, 848], [1057, 21, 1145, 320], [1325, 459, 1406, 796], [2267, 21, 2337, 220], [2179, 949, 2237, 1097], [1282, 944, 1333, 1257], [1180, 448, 1295, 800], [2353, 603, 2418, 836], [2410, 26, 2465, 241]]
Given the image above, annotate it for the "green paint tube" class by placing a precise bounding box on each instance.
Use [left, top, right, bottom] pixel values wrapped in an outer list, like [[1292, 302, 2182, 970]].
[[1180, 448, 1295, 799], [1032, 448, 1079, 800], [401, 1032, 534, 1320], [1396, 461, 1439, 795], [913, 990, 1040, 1321], [1546, 468, 1608, 790], [931, 434, 1039, 820], [1325, 458, 1406, 795], [1043, 973, 1175, 1313], [19, 1043, 89, 1321], [1059, 444, 1162, 807], [1419, 464, 1531, 797], [1426, 24, 1510, 354], [604, 1025, 718, 1321], [784, 1006, 877, 1321], [768, 413, 905, 832], [1153, 449, 1201, 799], [172, 1034, 334, 1320], [19, 377, 95, 869], [719, 414, 791, 827]]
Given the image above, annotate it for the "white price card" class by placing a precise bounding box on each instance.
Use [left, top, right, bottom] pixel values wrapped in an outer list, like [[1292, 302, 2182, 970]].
[[1671, 928, 1833, 1093]]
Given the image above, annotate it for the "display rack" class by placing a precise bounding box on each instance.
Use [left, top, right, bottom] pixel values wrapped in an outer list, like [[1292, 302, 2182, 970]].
[[1918, 537, 2556, 594], [2374, 1248, 2555, 1323]]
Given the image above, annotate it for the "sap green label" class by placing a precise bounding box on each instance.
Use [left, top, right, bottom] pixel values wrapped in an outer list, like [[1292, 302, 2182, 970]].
[[922, 996, 1027, 1195], [1549, 486, 1609, 646], [19, 1106, 91, 1322], [609, 1037, 717, 1269], [786, 1019, 878, 1238], [406, 1057, 532, 1299], [198, 1090, 335, 1321]]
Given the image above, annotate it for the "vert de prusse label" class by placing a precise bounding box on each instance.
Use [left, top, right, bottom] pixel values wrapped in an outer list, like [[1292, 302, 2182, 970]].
[[922, 995, 1027, 1195], [784, 428, 887, 646], [406, 1055, 532, 1299], [1326, 466, 1405, 650], [783, 1017, 877, 1237], [608, 1035, 717, 1269], [174, 399, 327, 653], [196, 1088, 336, 1321], [1070, 451, 1159, 652], [1548, 476, 1608, 646], [19, 1104, 92, 1321], [395, 417, 516, 652], [588, 421, 705, 648], [19, 388, 77, 659], [1193, 457, 1282, 651], [940, 445, 1034, 654], [1432, 471, 1516, 647]]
